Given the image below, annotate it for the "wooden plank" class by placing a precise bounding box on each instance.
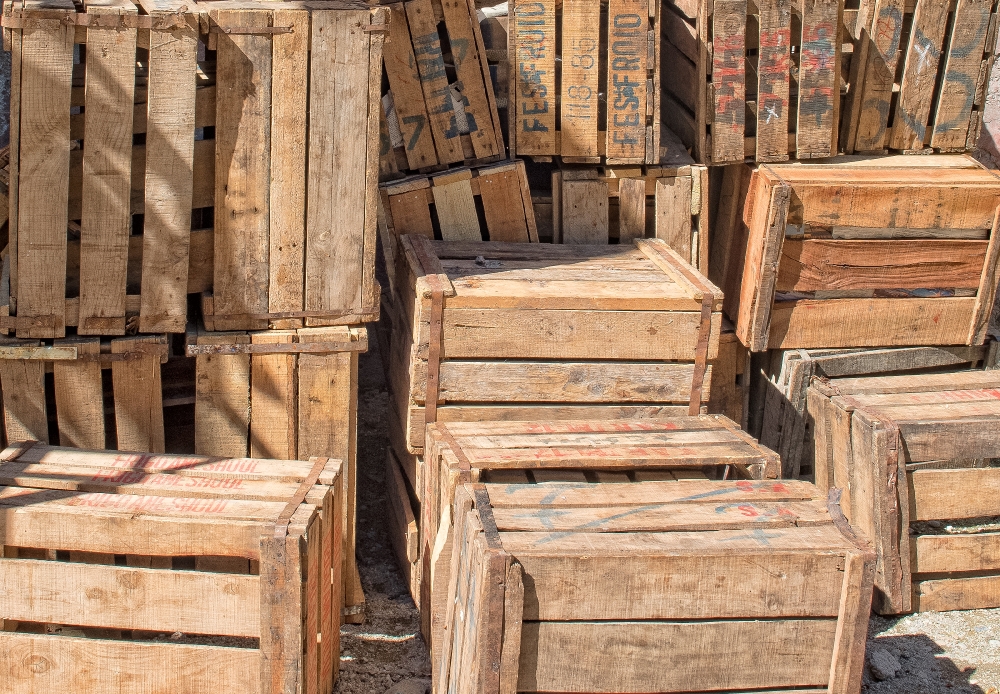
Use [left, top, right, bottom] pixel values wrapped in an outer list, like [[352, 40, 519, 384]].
[[212, 8, 272, 332], [828, 549, 877, 694], [498, 562, 524, 694], [517, 619, 837, 692], [111, 336, 165, 453], [0, 633, 261, 694], [195, 334, 250, 457], [0, 351, 47, 443], [756, 0, 792, 161], [605, 0, 648, 161], [887, 0, 949, 150], [914, 573, 1000, 611], [305, 10, 370, 318], [930, 0, 992, 150], [249, 331, 297, 460], [440, 0, 500, 160], [406, 0, 464, 164], [384, 3, 438, 169], [796, 0, 840, 157], [269, 9, 309, 329], [561, 179, 609, 243], [711, 0, 747, 162], [776, 239, 989, 291], [139, 9, 197, 333], [912, 532, 1000, 573], [852, 0, 906, 151], [52, 339, 104, 449], [15, 12, 74, 338], [908, 468, 1000, 520], [618, 177, 646, 242], [968, 205, 1000, 345], [477, 165, 531, 242], [0, 558, 258, 636], [560, 0, 601, 157], [258, 531, 303, 694], [78, 0, 137, 336], [432, 170, 482, 241], [511, 0, 557, 155], [655, 176, 692, 260]]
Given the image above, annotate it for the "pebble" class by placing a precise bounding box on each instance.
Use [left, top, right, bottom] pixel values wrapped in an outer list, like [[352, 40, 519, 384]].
[[869, 648, 902, 681], [383, 678, 431, 694]]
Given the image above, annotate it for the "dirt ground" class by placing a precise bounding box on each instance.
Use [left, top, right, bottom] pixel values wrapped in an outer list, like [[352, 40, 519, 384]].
[[341, 345, 1000, 694]]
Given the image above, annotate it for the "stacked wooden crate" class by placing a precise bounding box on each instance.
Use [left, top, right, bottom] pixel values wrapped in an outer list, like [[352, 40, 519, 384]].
[[0, 443, 343, 692]]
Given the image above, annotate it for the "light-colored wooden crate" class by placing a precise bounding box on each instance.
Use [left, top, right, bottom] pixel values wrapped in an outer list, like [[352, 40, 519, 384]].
[[419, 416, 780, 667], [0, 334, 168, 452], [759, 343, 997, 479], [810, 370, 1000, 614], [841, 0, 997, 155], [711, 155, 1000, 351], [3, 0, 385, 337], [436, 479, 874, 694], [378, 160, 538, 290], [0, 442, 342, 694], [380, 0, 504, 175], [186, 324, 366, 622], [661, 0, 844, 164], [507, 0, 661, 164], [387, 236, 723, 456]]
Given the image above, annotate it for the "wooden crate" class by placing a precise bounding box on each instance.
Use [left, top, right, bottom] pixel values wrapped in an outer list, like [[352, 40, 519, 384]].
[[760, 344, 996, 479], [661, 0, 844, 164], [387, 235, 723, 456], [187, 324, 366, 622], [841, 0, 998, 155], [379, 160, 538, 255], [508, 0, 661, 164], [809, 370, 1000, 614], [0, 442, 342, 694], [436, 479, 874, 693], [3, 0, 386, 337], [0, 334, 168, 452], [381, 0, 504, 174], [710, 155, 1000, 351], [419, 416, 780, 665]]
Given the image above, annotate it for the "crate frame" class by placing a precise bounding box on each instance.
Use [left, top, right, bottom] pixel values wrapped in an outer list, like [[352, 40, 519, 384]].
[[3, 0, 386, 337], [0, 442, 343, 694], [436, 479, 874, 693]]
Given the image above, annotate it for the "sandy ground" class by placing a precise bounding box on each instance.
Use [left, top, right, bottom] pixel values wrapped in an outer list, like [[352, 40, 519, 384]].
[[341, 345, 1000, 694]]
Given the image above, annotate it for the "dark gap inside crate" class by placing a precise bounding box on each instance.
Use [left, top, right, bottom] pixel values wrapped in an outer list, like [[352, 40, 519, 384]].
[[473, 193, 490, 239], [599, 3, 610, 134]]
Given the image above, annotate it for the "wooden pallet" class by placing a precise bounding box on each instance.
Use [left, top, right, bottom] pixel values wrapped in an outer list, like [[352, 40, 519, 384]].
[[809, 370, 1000, 614], [662, 0, 843, 164], [419, 416, 780, 666], [842, 0, 998, 155], [187, 324, 367, 622], [0, 442, 342, 694], [0, 334, 168, 452], [711, 155, 1000, 351], [760, 344, 996, 480], [508, 0, 661, 164], [3, 0, 385, 337], [379, 160, 538, 262], [436, 479, 873, 693], [381, 0, 504, 174], [387, 236, 723, 456]]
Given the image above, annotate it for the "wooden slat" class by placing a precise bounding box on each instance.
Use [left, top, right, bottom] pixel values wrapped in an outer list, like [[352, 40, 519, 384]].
[[930, 0, 992, 150], [432, 170, 482, 241], [15, 11, 74, 338], [384, 3, 438, 169], [77, 0, 137, 336], [912, 532, 1000, 573], [517, 619, 837, 692], [756, 0, 791, 161], [711, 0, 747, 162], [477, 165, 531, 242], [655, 176, 693, 261], [908, 467, 1000, 520], [0, 350, 48, 443], [560, 0, 600, 157], [305, 10, 370, 317], [249, 331, 297, 459], [914, 573, 1000, 611], [796, 0, 840, 157], [111, 336, 165, 453], [618, 177, 646, 242], [851, 0, 905, 151], [268, 9, 309, 328], [52, 338, 104, 449], [605, 0, 647, 161], [195, 333, 250, 457], [138, 7, 196, 333], [0, 633, 261, 694], [511, 0, 557, 155], [561, 179, 609, 243]]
